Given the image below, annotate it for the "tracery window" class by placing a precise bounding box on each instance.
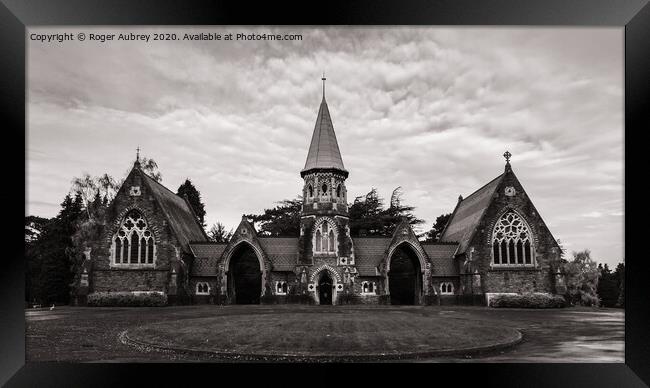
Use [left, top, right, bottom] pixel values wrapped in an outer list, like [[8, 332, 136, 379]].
[[321, 183, 328, 195], [313, 219, 337, 254], [112, 209, 155, 266], [196, 282, 210, 295], [491, 211, 534, 266], [440, 282, 454, 295]]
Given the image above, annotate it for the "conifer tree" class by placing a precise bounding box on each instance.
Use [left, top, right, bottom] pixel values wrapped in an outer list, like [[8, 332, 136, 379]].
[[176, 179, 207, 226]]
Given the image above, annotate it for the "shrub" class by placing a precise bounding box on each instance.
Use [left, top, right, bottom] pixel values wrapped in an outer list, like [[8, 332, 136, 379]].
[[489, 293, 567, 308], [87, 291, 167, 307]]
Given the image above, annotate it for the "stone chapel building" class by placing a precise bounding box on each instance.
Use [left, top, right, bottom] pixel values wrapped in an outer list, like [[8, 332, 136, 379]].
[[76, 80, 566, 306]]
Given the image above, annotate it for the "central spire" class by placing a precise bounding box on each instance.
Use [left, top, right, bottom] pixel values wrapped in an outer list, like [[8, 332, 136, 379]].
[[301, 77, 348, 178]]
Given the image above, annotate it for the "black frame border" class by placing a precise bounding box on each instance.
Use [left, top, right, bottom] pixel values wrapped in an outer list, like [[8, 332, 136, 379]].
[[1, 0, 649, 386]]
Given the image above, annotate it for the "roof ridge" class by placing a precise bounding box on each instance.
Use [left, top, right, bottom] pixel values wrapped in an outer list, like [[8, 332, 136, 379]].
[[189, 241, 228, 245], [314, 101, 324, 167], [460, 173, 504, 202], [258, 236, 299, 239], [140, 170, 184, 200], [419, 241, 460, 245]]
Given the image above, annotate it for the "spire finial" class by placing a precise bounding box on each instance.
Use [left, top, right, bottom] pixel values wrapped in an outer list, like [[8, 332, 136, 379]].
[[134, 146, 141, 168], [503, 150, 512, 172], [321, 72, 326, 100]]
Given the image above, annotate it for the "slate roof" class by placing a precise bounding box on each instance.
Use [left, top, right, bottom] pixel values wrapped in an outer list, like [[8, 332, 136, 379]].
[[301, 98, 347, 175], [422, 243, 459, 276], [140, 171, 208, 253], [353, 237, 391, 276], [439, 173, 503, 255], [258, 237, 299, 271], [188, 243, 226, 276]]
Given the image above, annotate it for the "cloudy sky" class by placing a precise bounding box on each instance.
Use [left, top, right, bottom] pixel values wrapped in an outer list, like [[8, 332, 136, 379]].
[[27, 27, 623, 267]]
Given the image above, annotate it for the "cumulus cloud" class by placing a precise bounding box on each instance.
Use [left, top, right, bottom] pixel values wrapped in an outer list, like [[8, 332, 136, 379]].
[[27, 27, 624, 267]]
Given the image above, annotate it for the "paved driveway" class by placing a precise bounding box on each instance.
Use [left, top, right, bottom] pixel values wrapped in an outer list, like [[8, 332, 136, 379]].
[[25, 305, 624, 362]]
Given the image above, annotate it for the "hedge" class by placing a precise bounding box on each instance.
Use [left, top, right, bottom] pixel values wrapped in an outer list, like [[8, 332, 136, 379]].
[[489, 293, 567, 308], [87, 291, 168, 307]]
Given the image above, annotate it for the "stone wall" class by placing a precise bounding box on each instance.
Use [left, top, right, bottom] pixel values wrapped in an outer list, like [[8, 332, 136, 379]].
[[466, 169, 562, 295], [89, 168, 178, 294], [92, 270, 169, 292], [189, 277, 218, 304]]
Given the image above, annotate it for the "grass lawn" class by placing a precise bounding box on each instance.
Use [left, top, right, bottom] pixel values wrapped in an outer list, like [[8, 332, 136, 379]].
[[125, 309, 521, 358], [25, 305, 624, 362]]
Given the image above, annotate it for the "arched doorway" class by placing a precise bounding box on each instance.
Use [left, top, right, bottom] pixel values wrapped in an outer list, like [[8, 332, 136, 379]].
[[318, 271, 333, 305], [388, 244, 422, 305], [228, 243, 262, 304]]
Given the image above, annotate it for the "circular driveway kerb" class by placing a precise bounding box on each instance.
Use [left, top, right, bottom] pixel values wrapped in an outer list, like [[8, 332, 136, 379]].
[[121, 310, 523, 361]]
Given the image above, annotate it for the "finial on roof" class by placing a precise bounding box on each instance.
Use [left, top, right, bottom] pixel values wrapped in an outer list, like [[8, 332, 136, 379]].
[[134, 146, 141, 169], [321, 73, 326, 101], [458, 195, 463, 202], [503, 150, 512, 172]]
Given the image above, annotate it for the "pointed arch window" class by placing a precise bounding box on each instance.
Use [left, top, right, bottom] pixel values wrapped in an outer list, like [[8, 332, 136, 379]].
[[491, 211, 534, 267], [440, 282, 454, 295], [361, 281, 376, 295], [308, 184, 313, 198], [276, 281, 288, 295], [196, 282, 210, 295], [336, 184, 342, 198], [112, 209, 155, 266], [313, 219, 337, 254]]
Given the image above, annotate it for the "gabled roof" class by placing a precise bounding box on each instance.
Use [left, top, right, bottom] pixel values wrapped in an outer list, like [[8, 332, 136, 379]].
[[258, 237, 299, 271], [301, 97, 347, 176], [189, 243, 227, 259], [188, 243, 226, 276], [439, 173, 504, 255], [421, 243, 459, 276], [353, 237, 392, 276], [139, 170, 208, 253]]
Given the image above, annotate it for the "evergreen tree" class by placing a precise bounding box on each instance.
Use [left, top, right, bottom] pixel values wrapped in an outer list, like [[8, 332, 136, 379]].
[[247, 198, 302, 236], [208, 222, 233, 242], [380, 186, 425, 236], [246, 187, 424, 237], [32, 194, 84, 305], [176, 179, 207, 226], [348, 188, 385, 236], [423, 213, 452, 242], [25, 216, 51, 304], [614, 262, 625, 308], [597, 263, 619, 307], [348, 187, 423, 236]]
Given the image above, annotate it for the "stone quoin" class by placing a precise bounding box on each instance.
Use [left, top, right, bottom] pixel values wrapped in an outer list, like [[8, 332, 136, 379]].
[[76, 78, 564, 306]]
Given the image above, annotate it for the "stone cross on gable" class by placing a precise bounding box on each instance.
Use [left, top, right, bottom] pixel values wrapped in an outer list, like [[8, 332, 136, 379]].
[[503, 150, 512, 163]]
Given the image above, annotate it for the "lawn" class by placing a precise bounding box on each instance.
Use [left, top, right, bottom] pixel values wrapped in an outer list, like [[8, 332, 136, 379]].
[[25, 304, 624, 362], [125, 309, 521, 359]]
